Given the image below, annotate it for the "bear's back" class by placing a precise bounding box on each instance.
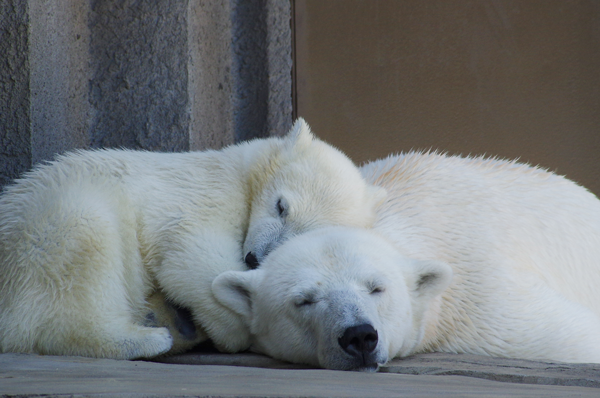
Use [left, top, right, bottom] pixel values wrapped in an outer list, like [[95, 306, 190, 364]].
[[361, 152, 600, 316]]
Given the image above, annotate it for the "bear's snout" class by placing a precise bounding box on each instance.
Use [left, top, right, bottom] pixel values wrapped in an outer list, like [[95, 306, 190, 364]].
[[338, 323, 378, 367]]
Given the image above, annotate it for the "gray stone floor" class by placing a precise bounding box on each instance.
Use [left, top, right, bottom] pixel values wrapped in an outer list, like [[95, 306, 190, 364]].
[[2, 352, 600, 397]]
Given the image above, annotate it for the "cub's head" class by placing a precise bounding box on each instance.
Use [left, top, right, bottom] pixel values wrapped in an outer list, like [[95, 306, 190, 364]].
[[214, 227, 452, 371], [243, 119, 386, 269]]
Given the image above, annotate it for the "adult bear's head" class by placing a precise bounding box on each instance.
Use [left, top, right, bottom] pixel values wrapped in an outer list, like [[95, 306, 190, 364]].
[[214, 226, 452, 370]]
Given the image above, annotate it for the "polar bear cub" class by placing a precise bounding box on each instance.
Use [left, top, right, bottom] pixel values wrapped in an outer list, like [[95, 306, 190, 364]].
[[0, 119, 385, 359], [214, 152, 600, 370]]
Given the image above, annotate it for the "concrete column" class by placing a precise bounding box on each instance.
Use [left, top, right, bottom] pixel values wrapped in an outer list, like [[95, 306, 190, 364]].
[[0, 0, 293, 189], [188, 0, 236, 150], [231, 0, 293, 141], [0, 0, 30, 188], [264, 0, 294, 138], [88, 0, 191, 151], [29, 0, 91, 164]]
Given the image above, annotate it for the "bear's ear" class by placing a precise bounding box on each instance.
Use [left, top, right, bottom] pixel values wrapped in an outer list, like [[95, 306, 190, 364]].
[[212, 270, 259, 324], [409, 259, 453, 300], [285, 118, 314, 150]]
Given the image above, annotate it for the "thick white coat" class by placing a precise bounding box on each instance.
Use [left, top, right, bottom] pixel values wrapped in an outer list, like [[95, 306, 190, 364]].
[[362, 152, 600, 362], [214, 152, 600, 369], [0, 119, 384, 359]]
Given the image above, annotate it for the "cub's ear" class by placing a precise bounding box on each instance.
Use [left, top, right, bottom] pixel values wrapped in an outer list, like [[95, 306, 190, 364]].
[[409, 259, 453, 300], [285, 118, 314, 149], [212, 270, 259, 324]]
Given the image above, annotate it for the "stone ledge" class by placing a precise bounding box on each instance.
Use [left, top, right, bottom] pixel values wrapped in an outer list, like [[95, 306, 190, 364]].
[[154, 351, 600, 389], [380, 353, 600, 388], [2, 352, 600, 397], [154, 351, 310, 369]]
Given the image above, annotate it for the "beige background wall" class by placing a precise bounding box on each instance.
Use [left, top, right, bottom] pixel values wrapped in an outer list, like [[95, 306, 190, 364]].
[[294, 0, 600, 196]]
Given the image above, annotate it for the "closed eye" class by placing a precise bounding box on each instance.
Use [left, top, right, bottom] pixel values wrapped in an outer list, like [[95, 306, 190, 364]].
[[276, 198, 286, 217], [294, 294, 318, 307], [367, 282, 385, 295], [296, 299, 316, 307]]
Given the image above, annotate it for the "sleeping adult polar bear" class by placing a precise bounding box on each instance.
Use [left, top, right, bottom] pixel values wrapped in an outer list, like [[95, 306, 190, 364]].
[[214, 152, 600, 370]]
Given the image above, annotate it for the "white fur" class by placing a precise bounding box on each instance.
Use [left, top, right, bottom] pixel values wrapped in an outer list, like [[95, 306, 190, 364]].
[[213, 227, 451, 371], [214, 152, 600, 369], [0, 119, 383, 359]]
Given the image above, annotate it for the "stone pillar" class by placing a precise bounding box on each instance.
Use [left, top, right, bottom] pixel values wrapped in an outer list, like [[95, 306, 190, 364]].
[[264, 0, 294, 138], [0, 0, 293, 189], [88, 0, 190, 151], [29, 0, 91, 164], [188, 0, 236, 150], [231, 0, 293, 141], [0, 1, 30, 188]]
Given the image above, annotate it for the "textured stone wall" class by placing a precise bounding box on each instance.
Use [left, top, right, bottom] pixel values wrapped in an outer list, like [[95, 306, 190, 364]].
[[29, 0, 91, 165], [0, 0, 293, 189], [88, 0, 191, 151], [188, 0, 235, 150], [263, 0, 294, 138], [231, 0, 293, 141], [0, 1, 30, 188]]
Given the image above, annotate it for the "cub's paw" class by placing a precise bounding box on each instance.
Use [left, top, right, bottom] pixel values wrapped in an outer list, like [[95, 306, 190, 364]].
[[144, 292, 207, 355], [125, 326, 173, 359]]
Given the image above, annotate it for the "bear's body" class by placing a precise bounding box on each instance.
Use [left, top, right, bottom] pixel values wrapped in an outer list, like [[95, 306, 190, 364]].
[[362, 153, 600, 361], [0, 119, 384, 359], [214, 152, 600, 370]]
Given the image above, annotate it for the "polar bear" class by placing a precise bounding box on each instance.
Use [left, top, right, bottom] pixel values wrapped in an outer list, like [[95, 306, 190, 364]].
[[213, 152, 600, 370], [0, 119, 385, 360]]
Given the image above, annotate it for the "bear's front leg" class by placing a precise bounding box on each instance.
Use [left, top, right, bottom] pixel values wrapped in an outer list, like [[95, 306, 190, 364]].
[[152, 230, 251, 353]]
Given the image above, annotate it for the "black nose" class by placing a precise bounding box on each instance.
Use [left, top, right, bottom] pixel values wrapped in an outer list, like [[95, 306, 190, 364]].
[[338, 324, 378, 358], [244, 252, 260, 269]]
